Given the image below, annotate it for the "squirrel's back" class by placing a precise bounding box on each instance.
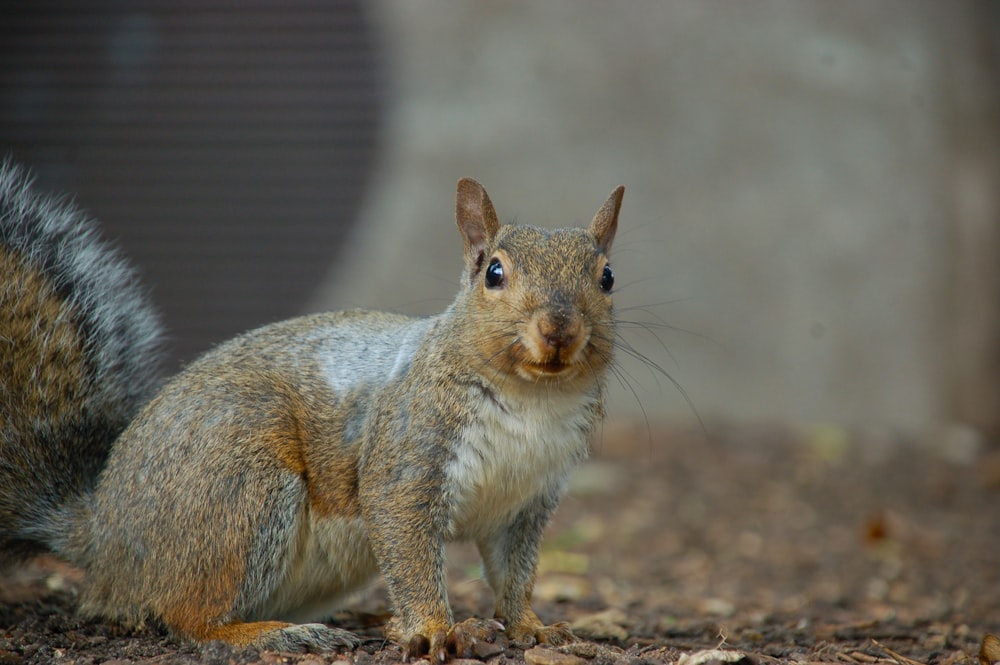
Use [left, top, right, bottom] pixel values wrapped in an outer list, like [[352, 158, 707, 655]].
[[0, 160, 163, 560]]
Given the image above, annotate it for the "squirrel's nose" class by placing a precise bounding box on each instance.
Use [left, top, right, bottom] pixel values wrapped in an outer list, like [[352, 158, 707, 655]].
[[536, 314, 582, 352]]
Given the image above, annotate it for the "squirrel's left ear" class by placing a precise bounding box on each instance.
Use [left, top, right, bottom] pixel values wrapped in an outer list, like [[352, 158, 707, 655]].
[[456, 177, 501, 271], [589, 185, 624, 254]]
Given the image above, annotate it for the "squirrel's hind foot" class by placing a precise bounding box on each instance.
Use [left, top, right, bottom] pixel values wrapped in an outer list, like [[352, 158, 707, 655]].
[[254, 622, 361, 653], [198, 620, 360, 653]]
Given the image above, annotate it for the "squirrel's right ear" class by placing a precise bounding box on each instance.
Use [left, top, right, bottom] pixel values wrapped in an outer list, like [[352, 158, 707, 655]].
[[456, 177, 501, 272], [589, 185, 625, 254]]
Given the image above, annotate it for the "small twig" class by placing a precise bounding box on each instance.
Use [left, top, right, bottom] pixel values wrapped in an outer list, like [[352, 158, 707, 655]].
[[872, 639, 929, 665]]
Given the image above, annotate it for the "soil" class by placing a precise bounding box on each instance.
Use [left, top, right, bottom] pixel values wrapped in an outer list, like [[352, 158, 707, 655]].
[[1, 420, 998, 665]]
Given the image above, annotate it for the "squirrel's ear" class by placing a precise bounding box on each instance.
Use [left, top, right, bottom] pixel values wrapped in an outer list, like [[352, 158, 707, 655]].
[[589, 185, 624, 254], [456, 177, 501, 269]]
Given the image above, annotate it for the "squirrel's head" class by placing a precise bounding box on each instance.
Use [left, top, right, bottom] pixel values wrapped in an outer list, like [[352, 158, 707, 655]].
[[454, 178, 624, 393]]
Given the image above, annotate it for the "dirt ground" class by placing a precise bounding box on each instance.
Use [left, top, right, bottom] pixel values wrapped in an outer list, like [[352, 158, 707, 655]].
[[1, 420, 998, 665]]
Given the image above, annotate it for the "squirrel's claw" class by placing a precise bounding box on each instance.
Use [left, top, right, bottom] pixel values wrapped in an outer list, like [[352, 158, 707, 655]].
[[445, 617, 508, 658], [401, 618, 507, 663], [402, 633, 432, 663], [402, 630, 448, 664]]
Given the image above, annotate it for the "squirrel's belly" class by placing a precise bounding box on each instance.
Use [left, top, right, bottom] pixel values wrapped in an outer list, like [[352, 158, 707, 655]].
[[259, 515, 377, 622]]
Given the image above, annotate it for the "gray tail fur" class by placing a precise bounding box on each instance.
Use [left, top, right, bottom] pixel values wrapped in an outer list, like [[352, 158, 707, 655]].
[[0, 159, 164, 561]]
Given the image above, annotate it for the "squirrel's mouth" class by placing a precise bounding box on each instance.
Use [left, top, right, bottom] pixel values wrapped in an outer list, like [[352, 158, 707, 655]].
[[502, 328, 591, 382], [530, 360, 568, 374], [519, 356, 579, 378]]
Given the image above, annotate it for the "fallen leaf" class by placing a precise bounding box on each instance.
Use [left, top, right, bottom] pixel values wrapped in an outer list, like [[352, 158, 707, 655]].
[[981, 634, 1000, 665]]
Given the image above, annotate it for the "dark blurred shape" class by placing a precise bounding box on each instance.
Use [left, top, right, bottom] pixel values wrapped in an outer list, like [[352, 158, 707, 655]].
[[0, 1, 383, 370]]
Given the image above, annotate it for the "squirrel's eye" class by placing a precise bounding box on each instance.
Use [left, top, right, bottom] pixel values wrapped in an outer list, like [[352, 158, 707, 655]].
[[600, 264, 614, 292], [485, 257, 504, 288]]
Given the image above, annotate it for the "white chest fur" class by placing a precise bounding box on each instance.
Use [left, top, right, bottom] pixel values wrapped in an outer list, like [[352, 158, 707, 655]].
[[444, 389, 596, 540]]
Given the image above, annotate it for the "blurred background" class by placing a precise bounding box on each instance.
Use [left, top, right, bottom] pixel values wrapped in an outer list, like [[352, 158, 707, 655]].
[[2, 1, 999, 442]]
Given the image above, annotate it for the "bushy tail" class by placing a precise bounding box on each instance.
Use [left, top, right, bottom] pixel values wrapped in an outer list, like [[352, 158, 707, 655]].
[[0, 159, 164, 561]]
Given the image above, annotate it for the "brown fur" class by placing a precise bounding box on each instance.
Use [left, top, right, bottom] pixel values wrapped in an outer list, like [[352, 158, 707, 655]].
[[191, 620, 296, 645], [0, 246, 88, 433]]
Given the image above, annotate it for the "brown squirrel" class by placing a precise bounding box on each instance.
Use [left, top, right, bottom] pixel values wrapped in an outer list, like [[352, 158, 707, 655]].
[[0, 159, 624, 661]]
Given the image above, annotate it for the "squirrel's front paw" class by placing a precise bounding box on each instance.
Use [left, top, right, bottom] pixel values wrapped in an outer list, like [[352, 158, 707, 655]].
[[386, 615, 447, 663], [389, 616, 505, 663], [534, 621, 577, 646]]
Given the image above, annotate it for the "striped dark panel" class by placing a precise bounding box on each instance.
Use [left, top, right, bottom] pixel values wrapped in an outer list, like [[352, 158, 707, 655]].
[[0, 1, 383, 370]]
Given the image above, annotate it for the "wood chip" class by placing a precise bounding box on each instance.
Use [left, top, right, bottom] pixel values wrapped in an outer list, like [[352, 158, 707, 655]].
[[677, 648, 753, 665], [872, 640, 927, 665]]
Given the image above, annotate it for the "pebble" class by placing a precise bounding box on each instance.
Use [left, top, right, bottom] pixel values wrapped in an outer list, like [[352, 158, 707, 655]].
[[473, 639, 506, 659], [533, 575, 590, 602], [570, 608, 629, 641], [298, 656, 329, 665], [524, 646, 587, 665]]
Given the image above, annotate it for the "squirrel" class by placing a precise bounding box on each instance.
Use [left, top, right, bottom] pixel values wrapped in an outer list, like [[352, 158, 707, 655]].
[[0, 158, 624, 661]]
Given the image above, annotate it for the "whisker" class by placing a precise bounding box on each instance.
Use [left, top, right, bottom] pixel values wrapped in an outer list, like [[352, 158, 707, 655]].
[[491, 297, 531, 320], [594, 330, 672, 383], [617, 297, 695, 311], [613, 326, 678, 370], [616, 313, 720, 348], [589, 344, 654, 455], [609, 337, 705, 436]]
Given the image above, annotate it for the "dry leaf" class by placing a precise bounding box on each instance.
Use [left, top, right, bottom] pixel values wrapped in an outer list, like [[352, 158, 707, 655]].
[[980, 634, 1000, 665]]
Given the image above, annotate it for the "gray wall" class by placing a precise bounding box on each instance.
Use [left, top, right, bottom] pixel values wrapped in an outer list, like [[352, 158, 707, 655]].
[[314, 1, 1000, 436]]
